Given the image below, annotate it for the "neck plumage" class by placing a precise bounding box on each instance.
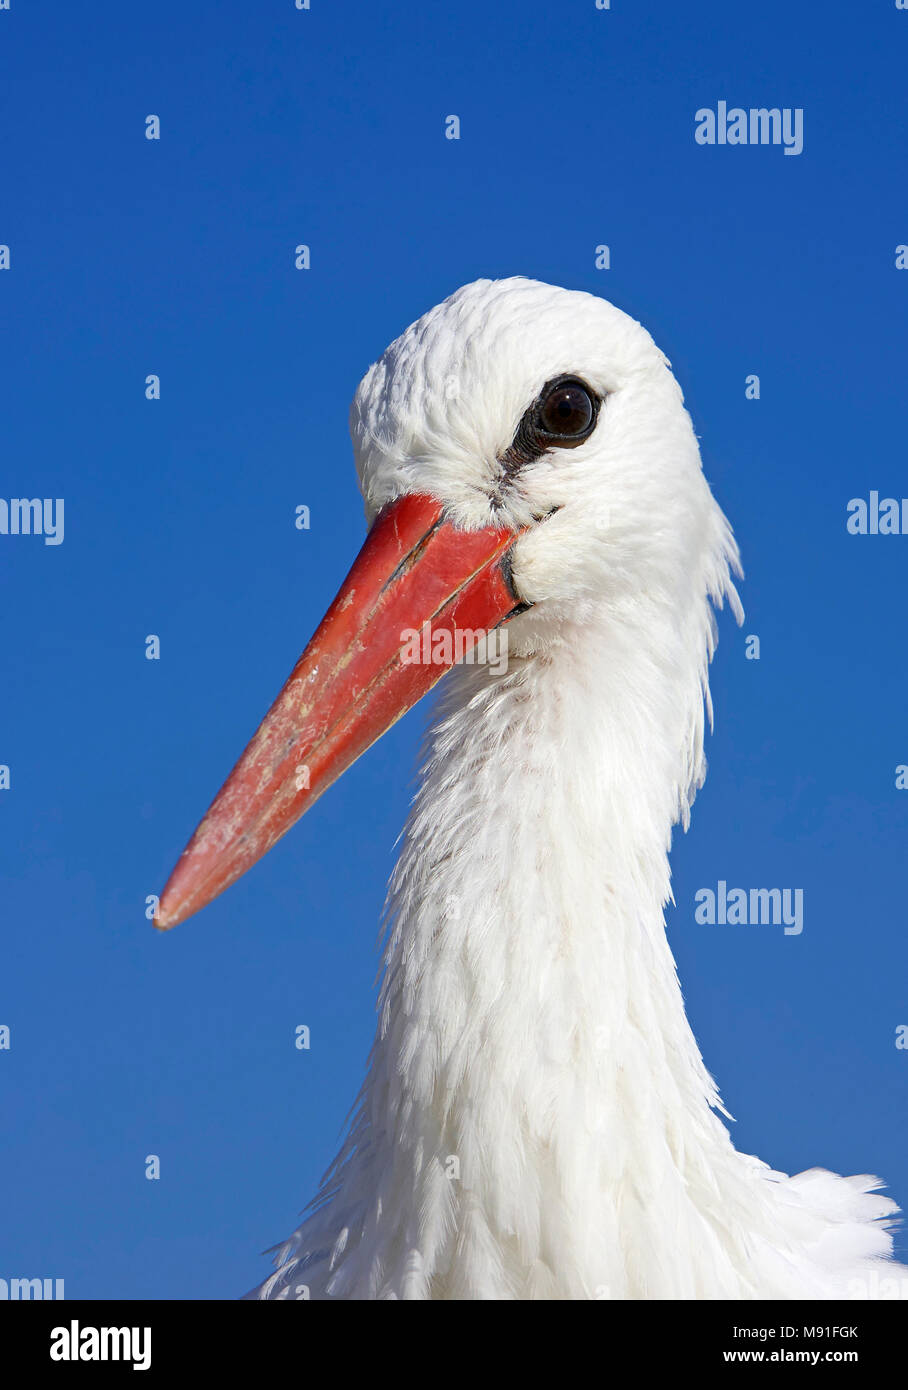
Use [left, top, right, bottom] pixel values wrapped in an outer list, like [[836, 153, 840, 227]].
[[270, 607, 758, 1299]]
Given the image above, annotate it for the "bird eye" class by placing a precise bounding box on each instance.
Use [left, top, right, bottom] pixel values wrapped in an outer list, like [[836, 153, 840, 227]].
[[536, 378, 597, 442], [499, 374, 601, 478]]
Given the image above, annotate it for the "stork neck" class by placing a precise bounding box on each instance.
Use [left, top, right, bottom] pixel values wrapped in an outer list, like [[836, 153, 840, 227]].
[[385, 631, 698, 1035], [364, 630, 730, 1295]]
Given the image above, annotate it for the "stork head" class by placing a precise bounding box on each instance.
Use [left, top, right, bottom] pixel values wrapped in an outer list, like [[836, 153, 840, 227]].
[[155, 277, 740, 930], [350, 277, 738, 654]]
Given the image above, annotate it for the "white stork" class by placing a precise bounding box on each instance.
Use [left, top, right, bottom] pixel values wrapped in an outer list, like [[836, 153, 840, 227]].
[[156, 277, 905, 1300]]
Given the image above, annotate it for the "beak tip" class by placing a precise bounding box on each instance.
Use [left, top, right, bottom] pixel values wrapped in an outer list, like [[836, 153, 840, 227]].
[[152, 896, 181, 931]]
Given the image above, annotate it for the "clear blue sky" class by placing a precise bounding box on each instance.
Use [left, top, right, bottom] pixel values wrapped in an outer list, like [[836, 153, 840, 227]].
[[1, 1, 906, 1298]]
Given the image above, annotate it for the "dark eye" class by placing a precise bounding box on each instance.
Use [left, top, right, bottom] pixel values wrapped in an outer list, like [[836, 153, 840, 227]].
[[498, 373, 602, 479], [536, 378, 597, 442]]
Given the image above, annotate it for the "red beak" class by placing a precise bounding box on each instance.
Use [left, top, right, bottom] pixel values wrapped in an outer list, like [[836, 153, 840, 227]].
[[154, 493, 527, 930]]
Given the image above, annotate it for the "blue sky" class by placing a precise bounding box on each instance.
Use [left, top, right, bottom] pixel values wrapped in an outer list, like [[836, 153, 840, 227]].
[[1, 0, 906, 1297]]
